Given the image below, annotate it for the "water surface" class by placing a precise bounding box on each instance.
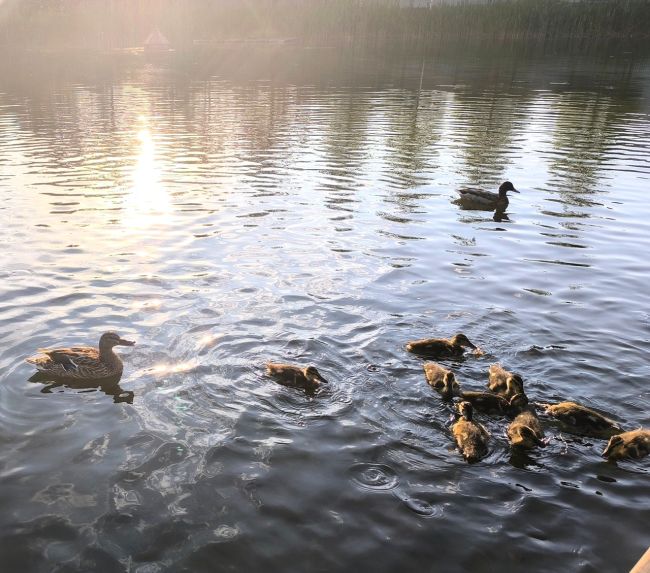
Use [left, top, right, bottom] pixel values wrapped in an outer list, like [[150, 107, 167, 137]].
[[1, 46, 649, 572]]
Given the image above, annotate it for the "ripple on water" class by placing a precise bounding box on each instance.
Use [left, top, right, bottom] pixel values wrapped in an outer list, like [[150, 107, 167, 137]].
[[349, 463, 399, 491]]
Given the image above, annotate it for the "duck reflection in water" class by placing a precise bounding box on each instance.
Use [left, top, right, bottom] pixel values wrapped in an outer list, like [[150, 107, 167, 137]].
[[28, 371, 134, 404]]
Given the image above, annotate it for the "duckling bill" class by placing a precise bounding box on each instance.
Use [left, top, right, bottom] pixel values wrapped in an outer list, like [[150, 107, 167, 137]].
[[406, 333, 477, 358], [266, 362, 328, 391], [452, 401, 489, 463], [602, 429, 650, 462], [541, 401, 622, 439], [422, 363, 460, 400]]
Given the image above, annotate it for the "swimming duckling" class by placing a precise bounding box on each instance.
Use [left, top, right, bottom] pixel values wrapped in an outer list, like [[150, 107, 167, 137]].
[[507, 405, 545, 450], [602, 429, 650, 462], [456, 181, 519, 211], [266, 363, 328, 391], [423, 362, 461, 400], [406, 333, 477, 358], [25, 331, 135, 381], [487, 363, 524, 400], [540, 401, 622, 439], [451, 401, 490, 463], [460, 390, 521, 416]]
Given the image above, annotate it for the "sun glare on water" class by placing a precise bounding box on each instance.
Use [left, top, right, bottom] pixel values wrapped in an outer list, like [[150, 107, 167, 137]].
[[123, 124, 171, 229]]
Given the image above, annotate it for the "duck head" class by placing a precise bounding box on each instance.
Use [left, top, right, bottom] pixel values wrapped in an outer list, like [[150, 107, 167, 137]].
[[435, 371, 461, 400], [99, 331, 136, 349], [511, 425, 545, 449], [498, 181, 519, 197], [602, 435, 624, 460], [450, 333, 477, 350], [508, 392, 529, 413], [304, 366, 328, 386], [457, 400, 474, 421]]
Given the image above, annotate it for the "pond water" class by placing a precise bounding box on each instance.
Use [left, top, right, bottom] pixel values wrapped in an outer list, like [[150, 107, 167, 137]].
[[1, 45, 649, 572]]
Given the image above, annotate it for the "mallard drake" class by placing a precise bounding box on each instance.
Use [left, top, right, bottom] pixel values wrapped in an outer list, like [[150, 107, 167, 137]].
[[452, 401, 489, 463], [25, 331, 135, 381], [602, 429, 650, 462], [456, 181, 519, 210], [423, 362, 461, 400], [487, 363, 524, 400], [406, 333, 477, 358], [460, 390, 521, 416], [266, 362, 328, 391], [540, 401, 622, 439], [507, 408, 545, 450]]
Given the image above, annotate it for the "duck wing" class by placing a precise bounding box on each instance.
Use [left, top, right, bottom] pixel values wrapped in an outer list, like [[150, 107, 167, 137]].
[[457, 188, 499, 202], [26, 346, 102, 375]]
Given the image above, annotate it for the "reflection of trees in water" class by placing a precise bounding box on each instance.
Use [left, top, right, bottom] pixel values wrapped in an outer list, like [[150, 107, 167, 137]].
[[450, 88, 528, 187], [546, 92, 623, 200]]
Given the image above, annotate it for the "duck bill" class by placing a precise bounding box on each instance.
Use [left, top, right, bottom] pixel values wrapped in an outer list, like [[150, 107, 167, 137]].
[[512, 188, 520, 193], [465, 341, 477, 350], [315, 373, 328, 384], [601, 444, 614, 459], [118, 338, 136, 346]]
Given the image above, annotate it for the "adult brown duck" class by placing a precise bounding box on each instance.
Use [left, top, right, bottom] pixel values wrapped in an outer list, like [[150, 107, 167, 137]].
[[26, 331, 135, 381], [456, 181, 519, 211]]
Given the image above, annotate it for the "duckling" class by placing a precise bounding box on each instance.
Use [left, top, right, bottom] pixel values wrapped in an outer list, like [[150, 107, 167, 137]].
[[25, 331, 135, 381], [266, 362, 328, 391], [423, 362, 461, 400], [602, 429, 650, 462], [406, 333, 477, 358], [456, 181, 519, 211], [540, 401, 622, 439], [507, 405, 545, 450], [459, 390, 519, 416], [451, 401, 489, 463], [487, 363, 524, 400]]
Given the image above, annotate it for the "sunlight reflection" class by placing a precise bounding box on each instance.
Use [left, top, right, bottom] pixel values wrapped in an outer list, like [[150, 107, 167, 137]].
[[123, 125, 171, 228]]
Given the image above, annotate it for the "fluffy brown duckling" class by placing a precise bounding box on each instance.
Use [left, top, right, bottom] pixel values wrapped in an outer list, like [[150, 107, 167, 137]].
[[487, 363, 524, 400], [423, 362, 461, 400], [460, 390, 523, 416], [602, 429, 650, 462], [266, 363, 328, 391], [540, 401, 622, 439], [507, 396, 545, 450], [452, 401, 490, 463], [406, 333, 478, 358]]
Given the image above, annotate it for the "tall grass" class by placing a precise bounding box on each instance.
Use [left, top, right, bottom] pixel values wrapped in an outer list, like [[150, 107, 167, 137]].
[[0, 0, 648, 50]]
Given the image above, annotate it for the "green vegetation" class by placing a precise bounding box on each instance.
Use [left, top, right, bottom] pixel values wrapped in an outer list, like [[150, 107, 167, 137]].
[[0, 0, 648, 50]]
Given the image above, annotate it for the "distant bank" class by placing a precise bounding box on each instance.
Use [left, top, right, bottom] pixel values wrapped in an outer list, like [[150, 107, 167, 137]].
[[0, 0, 648, 52]]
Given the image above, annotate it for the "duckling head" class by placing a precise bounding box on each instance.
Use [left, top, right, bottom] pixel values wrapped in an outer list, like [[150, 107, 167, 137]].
[[498, 181, 519, 196], [304, 366, 328, 386], [602, 435, 624, 460], [457, 400, 474, 421], [434, 371, 461, 400], [100, 331, 136, 349], [451, 333, 477, 350], [511, 425, 545, 449], [506, 375, 524, 397], [508, 392, 529, 413]]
